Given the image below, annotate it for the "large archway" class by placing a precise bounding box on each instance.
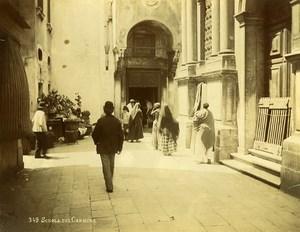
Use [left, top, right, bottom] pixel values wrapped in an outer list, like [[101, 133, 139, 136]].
[[115, 20, 177, 125]]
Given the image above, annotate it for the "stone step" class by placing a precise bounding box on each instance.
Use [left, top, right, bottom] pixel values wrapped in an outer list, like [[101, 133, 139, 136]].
[[220, 159, 281, 188], [248, 148, 282, 164], [231, 153, 281, 176]]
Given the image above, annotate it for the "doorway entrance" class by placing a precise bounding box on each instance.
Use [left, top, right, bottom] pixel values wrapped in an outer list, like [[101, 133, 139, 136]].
[[126, 68, 162, 126], [128, 87, 158, 125]]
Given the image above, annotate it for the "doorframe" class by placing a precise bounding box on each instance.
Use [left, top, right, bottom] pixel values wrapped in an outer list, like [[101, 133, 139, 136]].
[[125, 68, 162, 103]]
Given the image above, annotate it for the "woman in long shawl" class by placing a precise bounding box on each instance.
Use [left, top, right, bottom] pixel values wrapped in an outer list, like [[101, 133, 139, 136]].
[[151, 102, 161, 149], [193, 103, 215, 164], [158, 105, 179, 156], [127, 102, 144, 142]]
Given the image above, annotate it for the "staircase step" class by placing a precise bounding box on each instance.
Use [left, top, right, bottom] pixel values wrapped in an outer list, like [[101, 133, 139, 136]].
[[248, 148, 282, 164], [220, 159, 281, 188], [231, 153, 281, 175]]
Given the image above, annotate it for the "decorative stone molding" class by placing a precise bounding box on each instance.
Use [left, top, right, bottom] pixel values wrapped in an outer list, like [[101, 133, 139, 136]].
[[235, 12, 264, 28], [47, 23, 53, 33], [126, 57, 167, 68], [36, 6, 45, 20], [142, 0, 161, 9], [285, 52, 300, 72]]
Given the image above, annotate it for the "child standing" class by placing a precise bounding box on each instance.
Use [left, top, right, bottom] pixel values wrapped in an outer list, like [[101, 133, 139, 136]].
[[121, 106, 130, 140]]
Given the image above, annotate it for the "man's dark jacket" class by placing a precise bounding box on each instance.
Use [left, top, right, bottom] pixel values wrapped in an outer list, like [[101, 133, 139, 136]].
[[92, 114, 123, 154]]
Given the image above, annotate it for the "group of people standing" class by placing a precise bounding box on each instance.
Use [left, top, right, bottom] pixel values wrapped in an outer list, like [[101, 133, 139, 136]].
[[121, 99, 144, 142], [32, 97, 215, 194], [121, 99, 180, 156], [150, 102, 180, 156]]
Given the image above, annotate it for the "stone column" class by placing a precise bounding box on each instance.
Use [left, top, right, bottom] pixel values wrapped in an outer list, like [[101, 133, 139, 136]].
[[197, 0, 205, 61], [282, 0, 300, 198], [211, 0, 220, 56], [219, 0, 234, 53], [181, 0, 187, 65], [235, 12, 265, 154], [186, 0, 196, 63]]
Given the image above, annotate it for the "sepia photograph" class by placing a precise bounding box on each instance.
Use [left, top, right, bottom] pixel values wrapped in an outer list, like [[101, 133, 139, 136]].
[[0, 0, 300, 231]]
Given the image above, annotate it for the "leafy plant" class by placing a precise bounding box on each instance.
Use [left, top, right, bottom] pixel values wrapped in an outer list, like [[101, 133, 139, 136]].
[[41, 89, 76, 117]]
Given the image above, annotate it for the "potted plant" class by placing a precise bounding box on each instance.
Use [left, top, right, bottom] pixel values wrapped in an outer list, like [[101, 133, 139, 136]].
[[81, 110, 92, 135], [41, 89, 82, 143]]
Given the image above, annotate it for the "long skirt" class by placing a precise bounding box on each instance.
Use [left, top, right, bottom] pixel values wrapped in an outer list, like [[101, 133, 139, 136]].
[[194, 128, 213, 162], [152, 121, 160, 149], [161, 134, 177, 155], [127, 119, 144, 141]]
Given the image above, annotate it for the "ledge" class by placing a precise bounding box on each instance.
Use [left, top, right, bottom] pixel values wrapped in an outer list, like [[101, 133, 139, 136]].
[[36, 6, 45, 20], [47, 23, 53, 33], [285, 52, 300, 63], [0, 1, 30, 28]]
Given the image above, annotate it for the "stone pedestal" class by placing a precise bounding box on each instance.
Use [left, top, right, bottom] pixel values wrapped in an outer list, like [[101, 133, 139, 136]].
[[214, 125, 238, 162], [281, 133, 300, 198]]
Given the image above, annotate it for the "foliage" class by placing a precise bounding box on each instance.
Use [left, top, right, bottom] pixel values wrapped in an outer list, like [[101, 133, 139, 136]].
[[41, 89, 75, 117], [41, 90, 91, 123]]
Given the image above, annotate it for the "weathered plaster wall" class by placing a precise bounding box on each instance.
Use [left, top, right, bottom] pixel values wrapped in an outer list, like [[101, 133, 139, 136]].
[[0, 140, 23, 181], [51, 0, 107, 123]]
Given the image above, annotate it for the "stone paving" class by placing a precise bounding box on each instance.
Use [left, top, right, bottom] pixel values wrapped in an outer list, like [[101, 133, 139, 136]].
[[0, 133, 300, 232]]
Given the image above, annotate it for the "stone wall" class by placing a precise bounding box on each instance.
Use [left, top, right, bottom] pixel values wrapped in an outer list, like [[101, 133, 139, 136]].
[[0, 1, 31, 181], [0, 140, 23, 181], [51, 0, 107, 123]]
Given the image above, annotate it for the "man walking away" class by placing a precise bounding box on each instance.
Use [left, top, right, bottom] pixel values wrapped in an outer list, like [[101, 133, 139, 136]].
[[92, 101, 124, 193]]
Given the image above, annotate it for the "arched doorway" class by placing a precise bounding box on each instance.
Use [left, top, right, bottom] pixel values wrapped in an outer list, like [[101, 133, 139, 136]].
[[116, 20, 176, 126]]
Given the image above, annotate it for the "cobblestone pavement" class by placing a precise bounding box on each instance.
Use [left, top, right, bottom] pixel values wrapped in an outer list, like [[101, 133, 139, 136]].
[[0, 133, 300, 232]]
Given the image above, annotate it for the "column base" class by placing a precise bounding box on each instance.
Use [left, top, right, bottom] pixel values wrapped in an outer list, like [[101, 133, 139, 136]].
[[214, 125, 238, 162], [219, 49, 234, 54], [237, 146, 249, 155], [281, 133, 300, 199]]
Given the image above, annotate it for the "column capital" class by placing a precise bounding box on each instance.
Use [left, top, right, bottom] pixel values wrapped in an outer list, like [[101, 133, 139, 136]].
[[235, 12, 264, 27]]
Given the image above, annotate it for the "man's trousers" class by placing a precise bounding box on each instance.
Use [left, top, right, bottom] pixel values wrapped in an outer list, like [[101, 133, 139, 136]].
[[100, 153, 115, 192]]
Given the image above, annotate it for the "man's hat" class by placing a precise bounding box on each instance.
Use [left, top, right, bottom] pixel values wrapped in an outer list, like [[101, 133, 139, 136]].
[[104, 101, 114, 114], [129, 99, 135, 103]]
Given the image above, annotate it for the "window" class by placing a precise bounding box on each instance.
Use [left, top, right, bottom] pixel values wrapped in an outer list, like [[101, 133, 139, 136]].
[[38, 48, 43, 61], [36, 0, 45, 20], [133, 33, 155, 57], [38, 0, 43, 9], [47, 0, 51, 23], [38, 82, 43, 97], [47, 56, 51, 69]]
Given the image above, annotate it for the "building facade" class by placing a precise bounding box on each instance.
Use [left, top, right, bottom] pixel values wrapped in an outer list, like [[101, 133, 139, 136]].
[[0, 0, 53, 180], [0, 0, 32, 180], [1, 0, 299, 197], [177, 0, 300, 198], [50, 0, 106, 123], [107, 0, 181, 120]]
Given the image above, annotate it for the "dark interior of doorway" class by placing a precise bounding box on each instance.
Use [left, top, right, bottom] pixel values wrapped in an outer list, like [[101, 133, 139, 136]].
[[128, 87, 158, 127]]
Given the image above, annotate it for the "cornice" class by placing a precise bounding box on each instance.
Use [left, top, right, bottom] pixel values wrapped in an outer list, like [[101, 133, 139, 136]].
[[235, 11, 264, 28]]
